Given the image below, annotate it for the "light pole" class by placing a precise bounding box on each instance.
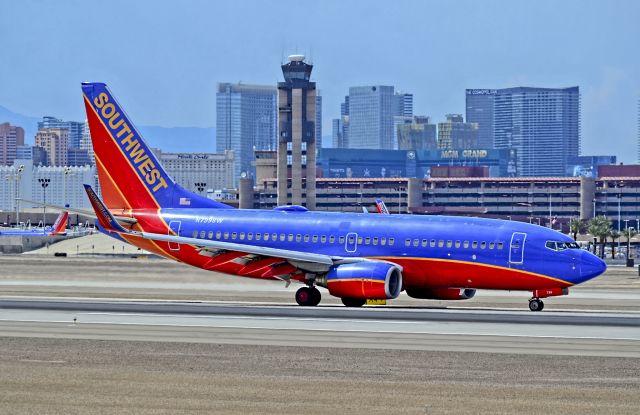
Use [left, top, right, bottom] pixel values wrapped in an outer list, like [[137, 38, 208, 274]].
[[548, 186, 552, 229], [592, 198, 596, 218], [38, 177, 50, 227], [63, 167, 72, 206], [194, 182, 207, 195], [617, 192, 622, 253]]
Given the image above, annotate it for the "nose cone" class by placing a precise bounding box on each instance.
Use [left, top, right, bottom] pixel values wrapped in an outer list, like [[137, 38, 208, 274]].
[[579, 251, 607, 283]]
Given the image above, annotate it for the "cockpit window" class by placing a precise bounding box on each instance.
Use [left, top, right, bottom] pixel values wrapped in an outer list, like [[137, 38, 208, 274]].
[[546, 241, 580, 251]]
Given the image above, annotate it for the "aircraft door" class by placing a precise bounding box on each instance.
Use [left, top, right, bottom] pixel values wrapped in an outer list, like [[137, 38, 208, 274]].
[[168, 220, 181, 251], [345, 232, 358, 253], [509, 232, 526, 265]]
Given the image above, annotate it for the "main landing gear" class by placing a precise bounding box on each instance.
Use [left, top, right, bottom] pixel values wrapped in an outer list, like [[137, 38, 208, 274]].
[[295, 286, 321, 306], [528, 298, 545, 312]]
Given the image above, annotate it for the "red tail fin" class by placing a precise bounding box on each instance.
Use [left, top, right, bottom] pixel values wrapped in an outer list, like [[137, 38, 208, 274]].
[[50, 212, 68, 235]]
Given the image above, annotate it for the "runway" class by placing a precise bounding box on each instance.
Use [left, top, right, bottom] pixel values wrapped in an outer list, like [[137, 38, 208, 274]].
[[2, 257, 640, 413], [1, 298, 639, 357]]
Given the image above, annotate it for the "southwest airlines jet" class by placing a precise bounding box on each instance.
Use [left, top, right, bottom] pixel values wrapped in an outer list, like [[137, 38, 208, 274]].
[[0, 211, 68, 237], [81, 82, 606, 311]]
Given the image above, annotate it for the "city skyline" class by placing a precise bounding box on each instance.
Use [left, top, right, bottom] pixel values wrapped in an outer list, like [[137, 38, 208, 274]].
[[0, 0, 639, 162]]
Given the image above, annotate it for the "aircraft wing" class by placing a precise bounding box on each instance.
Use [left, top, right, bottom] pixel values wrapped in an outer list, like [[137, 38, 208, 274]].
[[84, 185, 368, 270]]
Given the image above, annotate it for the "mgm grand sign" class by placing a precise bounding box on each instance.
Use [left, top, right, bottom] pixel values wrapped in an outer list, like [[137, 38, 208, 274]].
[[440, 149, 489, 159]]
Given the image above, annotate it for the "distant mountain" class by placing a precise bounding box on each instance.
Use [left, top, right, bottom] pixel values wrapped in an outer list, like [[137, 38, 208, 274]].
[[0, 105, 40, 144], [0, 105, 216, 152]]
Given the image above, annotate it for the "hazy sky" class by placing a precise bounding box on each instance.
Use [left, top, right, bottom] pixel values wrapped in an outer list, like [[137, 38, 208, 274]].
[[1, 0, 639, 161]]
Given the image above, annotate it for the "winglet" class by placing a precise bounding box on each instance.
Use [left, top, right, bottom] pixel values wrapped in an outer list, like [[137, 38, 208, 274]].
[[83, 184, 129, 233]]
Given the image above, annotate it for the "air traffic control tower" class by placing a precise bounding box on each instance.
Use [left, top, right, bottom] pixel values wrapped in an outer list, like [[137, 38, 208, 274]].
[[277, 55, 317, 209]]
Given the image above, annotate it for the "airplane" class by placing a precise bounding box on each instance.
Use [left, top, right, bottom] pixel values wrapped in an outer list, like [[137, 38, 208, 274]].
[[0, 211, 69, 237], [80, 82, 606, 311]]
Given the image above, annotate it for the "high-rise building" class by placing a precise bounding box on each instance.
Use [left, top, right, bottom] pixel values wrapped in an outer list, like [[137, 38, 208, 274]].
[[348, 85, 396, 149], [79, 120, 95, 164], [331, 96, 350, 148], [67, 148, 92, 166], [395, 93, 413, 117], [398, 116, 437, 150], [35, 128, 69, 166], [216, 83, 277, 185], [277, 55, 317, 209], [466, 89, 497, 148], [0, 122, 25, 166], [494, 87, 580, 177], [438, 114, 479, 149], [38, 116, 84, 148]]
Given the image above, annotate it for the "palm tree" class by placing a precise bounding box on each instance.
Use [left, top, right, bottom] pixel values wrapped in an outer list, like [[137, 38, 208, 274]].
[[569, 218, 584, 241], [625, 228, 638, 259], [609, 230, 621, 259], [588, 216, 611, 258]]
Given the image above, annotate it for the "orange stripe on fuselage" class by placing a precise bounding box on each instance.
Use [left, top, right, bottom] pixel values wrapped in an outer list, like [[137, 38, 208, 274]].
[[371, 256, 572, 290]]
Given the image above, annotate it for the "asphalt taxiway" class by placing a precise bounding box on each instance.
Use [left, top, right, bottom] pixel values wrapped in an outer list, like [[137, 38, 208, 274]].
[[1, 254, 639, 414]]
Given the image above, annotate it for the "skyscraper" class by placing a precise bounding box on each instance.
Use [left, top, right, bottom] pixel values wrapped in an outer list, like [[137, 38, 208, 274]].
[[397, 116, 437, 150], [348, 85, 396, 149], [35, 128, 69, 166], [494, 87, 580, 177], [216, 83, 277, 184], [38, 116, 84, 148], [0, 123, 25, 166], [331, 96, 350, 148], [466, 89, 497, 148], [437, 114, 479, 149], [277, 55, 317, 209]]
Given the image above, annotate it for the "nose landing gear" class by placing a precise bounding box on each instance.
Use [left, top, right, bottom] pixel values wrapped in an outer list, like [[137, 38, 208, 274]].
[[295, 286, 321, 306]]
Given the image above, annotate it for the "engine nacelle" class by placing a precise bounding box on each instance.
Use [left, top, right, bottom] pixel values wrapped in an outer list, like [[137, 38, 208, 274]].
[[317, 262, 403, 300], [405, 287, 476, 301]]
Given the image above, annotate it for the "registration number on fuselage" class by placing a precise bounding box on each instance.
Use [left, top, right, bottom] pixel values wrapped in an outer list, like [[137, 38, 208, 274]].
[[194, 216, 224, 224]]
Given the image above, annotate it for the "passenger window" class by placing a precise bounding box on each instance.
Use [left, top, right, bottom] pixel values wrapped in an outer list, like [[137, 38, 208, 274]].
[[365, 237, 370, 245], [389, 238, 395, 246], [224, 232, 229, 239], [192, 230, 198, 238], [296, 234, 301, 242], [279, 234, 285, 241], [287, 234, 293, 242], [208, 231, 213, 239], [481, 241, 486, 249], [330, 235, 336, 243], [313, 235, 318, 243], [381, 237, 387, 245], [265, 233, 271, 240], [248, 233, 253, 240], [321, 235, 327, 243], [357, 236, 363, 244], [339, 236, 345, 244], [430, 239, 436, 248], [304, 235, 310, 242], [455, 241, 461, 248], [373, 237, 378, 245], [231, 232, 237, 240], [463, 241, 469, 248], [239, 232, 245, 240], [421, 239, 427, 247], [489, 242, 495, 250], [497, 242, 503, 249], [255, 233, 261, 240], [200, 231, 206, 238], [472, 241, 478, 248], [271, 233, 277, 241], [216, 231, 221, 239], [446, 240, 452, 248], [413, 239, 419, 247], [438, 240, 444, 248], [405, 239, 411, 247]]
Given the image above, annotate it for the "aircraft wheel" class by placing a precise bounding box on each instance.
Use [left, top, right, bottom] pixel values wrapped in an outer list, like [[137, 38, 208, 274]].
[[341, 297, 366, 308], [529, 298, 544, 312], [296, 287, 319, 306], [309, 287, 321, 306]]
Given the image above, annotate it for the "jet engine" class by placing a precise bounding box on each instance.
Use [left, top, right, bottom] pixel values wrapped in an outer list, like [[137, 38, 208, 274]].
[[316, 262, 403, 299], [405, 287, 476, 300]]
